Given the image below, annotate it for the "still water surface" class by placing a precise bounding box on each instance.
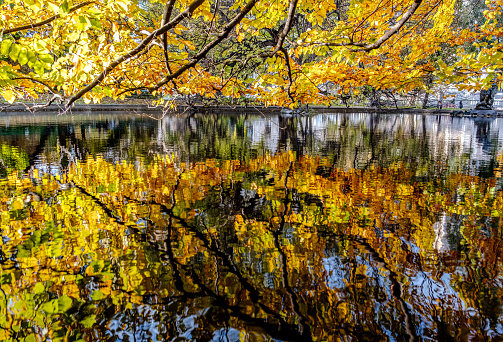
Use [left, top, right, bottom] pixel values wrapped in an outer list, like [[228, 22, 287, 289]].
[[0, 112, 502, 341]]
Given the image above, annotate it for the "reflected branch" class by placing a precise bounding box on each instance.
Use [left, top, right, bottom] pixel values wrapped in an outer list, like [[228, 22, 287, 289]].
[[271, 161, 312, 339]]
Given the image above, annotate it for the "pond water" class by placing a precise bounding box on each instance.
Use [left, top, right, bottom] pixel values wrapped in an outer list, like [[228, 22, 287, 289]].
[[0, 111, 502, 341]]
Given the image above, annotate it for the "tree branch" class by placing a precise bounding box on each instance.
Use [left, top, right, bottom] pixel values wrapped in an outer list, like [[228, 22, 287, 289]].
[[262, 0, 299, 57], [301, 0, 423, 52], [148, 0, 258, 92], [13, 77, 57, 94], [162, 0, 177, 74], [355, 0, 423, 52], [350, 0, 386, 43], [3, 1, 95, 34], [280, 47, 296, 104], [63, 0, 207, 111]]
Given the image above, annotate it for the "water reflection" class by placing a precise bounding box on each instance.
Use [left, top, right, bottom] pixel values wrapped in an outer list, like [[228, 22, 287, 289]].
[[0, 112, 502, 341]]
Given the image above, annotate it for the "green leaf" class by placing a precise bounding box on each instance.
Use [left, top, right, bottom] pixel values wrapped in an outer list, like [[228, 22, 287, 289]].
[[8, 43, 19, 61], [86, 8, 101, 16], [347, 53, 355, 64], [33, 282, 45, 294], [90, 290, 103, 301], [80, 315, 96, 328], [41, 300, 57, 314], [17, 48, 28, 66], [13, 300, 26, 311], [27, 50, 37, 63], [35, 41, 49, 54], [89, 18, 101, 29], [0, 273, 12, 285], [78, 15, 90, 31], [41, 295, 72, 314], [22, 334, 36, 342], [57, 295, 73, 312], [61, 0, 69, 13], [27, 50, 37, 67], [33, 60, 45, 76], [38, 53, 54, 64], [0, 40, 13, 56]]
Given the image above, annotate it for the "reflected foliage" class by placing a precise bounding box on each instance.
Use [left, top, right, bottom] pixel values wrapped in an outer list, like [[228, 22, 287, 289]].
[[0, 147, 502, 341], [0, 144, 29, 176]]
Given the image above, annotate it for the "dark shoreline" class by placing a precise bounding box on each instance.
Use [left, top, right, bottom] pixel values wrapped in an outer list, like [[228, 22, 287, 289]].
[[1, 103, 500, 116]]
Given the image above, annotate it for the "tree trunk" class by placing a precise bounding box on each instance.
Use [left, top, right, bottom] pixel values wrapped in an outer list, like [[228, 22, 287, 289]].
[[422, 91, 429, 109]]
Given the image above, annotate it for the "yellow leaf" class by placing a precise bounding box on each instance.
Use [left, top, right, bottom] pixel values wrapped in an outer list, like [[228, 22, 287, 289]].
[[13, 198, 24, 210], [2, 89, 15, 103]]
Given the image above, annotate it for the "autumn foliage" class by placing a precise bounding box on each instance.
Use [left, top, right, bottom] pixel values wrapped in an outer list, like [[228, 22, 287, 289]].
[[0, 151, 502, 340], [1, 0, 503, 109]]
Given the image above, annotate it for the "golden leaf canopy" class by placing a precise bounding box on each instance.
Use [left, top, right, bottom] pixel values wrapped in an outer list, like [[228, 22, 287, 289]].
[[1, 0, 503, 107]]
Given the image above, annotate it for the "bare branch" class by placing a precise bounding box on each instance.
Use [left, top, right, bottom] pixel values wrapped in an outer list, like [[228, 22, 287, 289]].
[[29, 94, 64, 112]]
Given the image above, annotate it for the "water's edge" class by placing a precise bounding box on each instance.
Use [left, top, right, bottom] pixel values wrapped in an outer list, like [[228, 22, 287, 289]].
[[0, 104, 474, 115]]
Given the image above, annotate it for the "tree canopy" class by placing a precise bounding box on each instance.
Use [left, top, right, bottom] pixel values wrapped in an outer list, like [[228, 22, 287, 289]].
[[1, 0, 503, 110]]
